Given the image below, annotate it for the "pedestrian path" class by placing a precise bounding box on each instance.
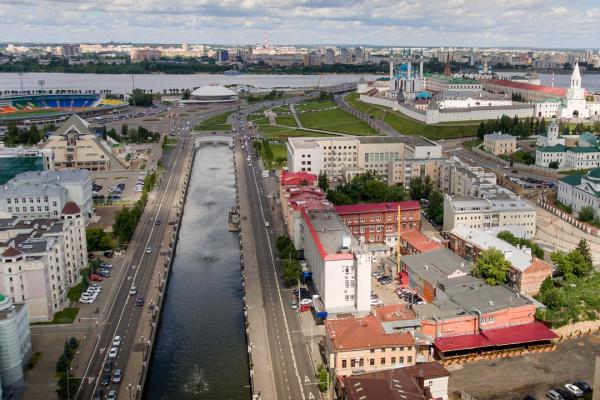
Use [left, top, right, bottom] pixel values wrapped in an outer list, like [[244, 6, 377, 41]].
[[289, 104, 303, 128]]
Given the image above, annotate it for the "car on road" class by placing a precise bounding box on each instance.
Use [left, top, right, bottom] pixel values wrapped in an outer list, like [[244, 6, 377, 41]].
[[264, 221, 270, 227], [93, 389, 104, 400], [112, 368, 123, 384], [101, 373, 110, 386], [146, 246, 152, 253], [107, 390, 117, 400], [112, 336, 122, 347], [291, 301, 298, 309], [564, 384, 583, 397], [108, 347, 118, 359], [155, 219, 161, 225], [103, 361, 113, 373], [136, 297, 145, 306], [129, 286, 137, 295]]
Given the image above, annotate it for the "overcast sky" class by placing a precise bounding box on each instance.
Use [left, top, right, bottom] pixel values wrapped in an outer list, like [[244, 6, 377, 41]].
[[1, 0, 599, 48]]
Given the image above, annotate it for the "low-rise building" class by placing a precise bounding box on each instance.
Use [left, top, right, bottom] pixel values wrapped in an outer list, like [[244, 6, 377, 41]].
[[301, 210, 371, 316], [341, 362, 450, 400], [448, 164, 497, 197], [535, 144, 567, 168], [483, 132, 517, 156], [399, 230, 444, 255], [335, 201, 420, 249], [40, 114, 111, 171], [535, 144, 600, 169], [0, 169, 93, 220], [557, 167, 600, 214], [448, 226, 552, 295], [324, 315, 416, 378], [0, 145, 55, 185], [0, 295, 31, 390], [0, 203, 87, 321], [443, 194, 537, 239]]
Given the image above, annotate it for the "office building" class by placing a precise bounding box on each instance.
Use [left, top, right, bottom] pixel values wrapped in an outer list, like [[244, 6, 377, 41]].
[[40, 114, 111, 171], [0, 295, 31, 390], [0, 145, 55, 185], [0, 169, 93, 220], [0, 204, 88, 321], [324, 315, 416, 378], [335, 201, 420, 249], [301, 210, 371, 316], [443, 194, 537, 239]]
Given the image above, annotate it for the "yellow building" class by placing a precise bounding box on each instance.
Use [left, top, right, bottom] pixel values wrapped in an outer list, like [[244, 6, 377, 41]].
[[483, 132, 517, 156]]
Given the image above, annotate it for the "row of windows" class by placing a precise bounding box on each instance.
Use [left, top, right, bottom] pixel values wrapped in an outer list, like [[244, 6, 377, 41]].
[[345, 213, 415, 224], [7, 206, 51, 213], [6, 197, 51, 204], [340, 355, 413, 369]]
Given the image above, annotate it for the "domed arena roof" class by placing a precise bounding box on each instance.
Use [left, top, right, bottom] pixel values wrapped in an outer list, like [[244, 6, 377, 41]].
[[191, 85, 236, 97]]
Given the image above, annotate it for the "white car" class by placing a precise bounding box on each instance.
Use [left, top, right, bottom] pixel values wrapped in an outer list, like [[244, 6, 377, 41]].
[[108, 347, 118, 359], [564, 384, 583, 397], [299, 298, 312, 306], [129, 286, 137, 295], [264, 221, 270, 228], [146, 247, 152, 254], [79, 297, 94, 304], [112, 336, 122, 347]]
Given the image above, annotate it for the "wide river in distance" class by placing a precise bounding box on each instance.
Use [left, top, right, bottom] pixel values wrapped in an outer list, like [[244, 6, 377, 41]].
[[1, 71, 599, 92], [144, 144, 250, 400]]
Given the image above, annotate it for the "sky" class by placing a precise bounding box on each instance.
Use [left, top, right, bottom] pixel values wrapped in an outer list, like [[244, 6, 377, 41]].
[[1, 0, 599, 48]]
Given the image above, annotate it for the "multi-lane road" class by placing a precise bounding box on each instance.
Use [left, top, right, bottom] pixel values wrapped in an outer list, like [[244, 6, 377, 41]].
[[77, 129, 191, 400], [234, 113, 322, 400]]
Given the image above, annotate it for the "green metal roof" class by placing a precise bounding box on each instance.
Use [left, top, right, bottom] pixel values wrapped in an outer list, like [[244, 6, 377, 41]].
[[559, 174, 582, 186], [567, 146, 600, 154], [587, 167, 600, 179], [537, 144, 567, 153]]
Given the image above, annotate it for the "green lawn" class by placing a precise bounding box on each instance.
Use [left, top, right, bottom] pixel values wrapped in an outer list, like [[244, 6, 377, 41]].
[[33, 308, 80, 325], [194, 111, 232, 131], [67, 284, 84, 302], [294, 99, 377, 135], [259, 142, 288, 169], [295, 99, 337, 112], [344, 92, 480, 139], [276, 114, 298, 127], [464, 139, 483, 149]]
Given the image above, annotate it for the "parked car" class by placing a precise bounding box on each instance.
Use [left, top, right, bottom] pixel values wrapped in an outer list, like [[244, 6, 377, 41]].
[[101, 373, 110, 386], [100, 263, 113, 269], [93, 389, 104, 400], [564, 384, 583, 397], [523, 396, 536, 400], [103, 361, 113, 373], [299, 298, 312, 306], [546, 390, 564, 400], [112, 368, 123, 384], [112, 336, 122, 347], [103, 251, 114, 258], [136, 297, 144, 306], [555, 388, 575, 400], [108, 347, 118, 359], [107, 390, 117, 400], [573, 382, 591, 393], [79, 297, 94, 304]]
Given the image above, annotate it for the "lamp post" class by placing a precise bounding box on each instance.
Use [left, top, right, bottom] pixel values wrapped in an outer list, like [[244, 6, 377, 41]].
[[127, 384, 133, 400]]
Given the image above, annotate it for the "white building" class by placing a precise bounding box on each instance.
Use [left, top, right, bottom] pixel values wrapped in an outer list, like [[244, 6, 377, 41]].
[[0, 169, 93, 220], [449, 164, 497, 197], [536, 121, 564, 147], [286, 136, 442, 181], [301, 210, 371, 316], [0, 203, 87, 321], [0, 145, 55, 185], [443, 194, 537, 239], [535, 144, 600, 169], [534, 98, 561, 118], [558, 62, 600, 119], [557, 168, 600, 214], [0, 295, 31, 389]]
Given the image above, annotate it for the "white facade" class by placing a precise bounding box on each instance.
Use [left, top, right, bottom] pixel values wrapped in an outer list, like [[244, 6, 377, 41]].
[[559, 63, 589, 119], [0, 206, 87, 321], [557, 168, 600, 214], [535, 146, 566, 168], [0, 296, 31, 388], [449, 164, 497, 197], [443, 195, 537, 239], [301, 210, 371, 316], [536, 121, 563, 147], [534, 98, 561, 118], [0, 169, 93, 220]]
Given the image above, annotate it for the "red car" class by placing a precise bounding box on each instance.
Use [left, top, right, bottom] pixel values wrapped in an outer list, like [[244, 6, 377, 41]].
[[90, 274, 103, 282], [299, 303, 311, 312]]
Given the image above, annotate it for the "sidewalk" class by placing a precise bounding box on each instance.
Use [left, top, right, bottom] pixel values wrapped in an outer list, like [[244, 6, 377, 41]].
[[234, 136, 277, 400]]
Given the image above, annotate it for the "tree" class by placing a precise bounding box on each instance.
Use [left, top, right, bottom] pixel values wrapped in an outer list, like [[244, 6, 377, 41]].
[[551, 249, 592, 280], [121, 124, 128, 138], [318, 172, 328, 192], [426, 190, 444, 225], [578, 205, 596, 223], [576, 239, 593, 268], [548, 161, 560, 169], [182, 89, 191, 100], [473, 248, 510, 285], [86, 228, 113, 251], [282, 259, 301, 286]]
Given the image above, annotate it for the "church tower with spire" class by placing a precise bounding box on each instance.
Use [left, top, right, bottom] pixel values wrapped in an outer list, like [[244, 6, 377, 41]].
[[559, 62, 589, 119]]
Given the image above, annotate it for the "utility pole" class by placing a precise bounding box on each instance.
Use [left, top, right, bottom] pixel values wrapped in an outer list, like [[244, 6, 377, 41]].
[[397, 204, 402, 283], [131, 74, 136, 108], [18, 72, 24, 93]]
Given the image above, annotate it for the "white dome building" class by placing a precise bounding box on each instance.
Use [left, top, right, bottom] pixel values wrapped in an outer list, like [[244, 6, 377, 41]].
[[189, 85, 239, 103]]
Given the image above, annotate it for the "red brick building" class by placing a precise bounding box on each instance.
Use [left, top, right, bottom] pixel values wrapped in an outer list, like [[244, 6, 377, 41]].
[[335, 201, 420, 248]]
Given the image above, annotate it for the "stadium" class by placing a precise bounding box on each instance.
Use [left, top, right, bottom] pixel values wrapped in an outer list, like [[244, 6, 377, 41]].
[[0, 94, 128, 125]]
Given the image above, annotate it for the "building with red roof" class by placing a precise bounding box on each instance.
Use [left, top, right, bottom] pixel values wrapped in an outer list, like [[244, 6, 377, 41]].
[[399, 230, 444, 255], [335, 201, 420, 248], [279, 169, 318, 188], [324, 315, 416, 377]]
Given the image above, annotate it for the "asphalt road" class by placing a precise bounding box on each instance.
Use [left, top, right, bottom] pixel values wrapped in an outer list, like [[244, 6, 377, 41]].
[[76, 127, 191, 400], [234, 114, 322, 400]]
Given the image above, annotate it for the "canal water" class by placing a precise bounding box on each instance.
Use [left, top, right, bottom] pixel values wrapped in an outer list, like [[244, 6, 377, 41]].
[[145, 144, 250, 400]]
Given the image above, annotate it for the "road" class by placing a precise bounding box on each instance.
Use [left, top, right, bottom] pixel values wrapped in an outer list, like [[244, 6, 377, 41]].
[[76, 126, 191, 399], [234, 114, 322, 400]]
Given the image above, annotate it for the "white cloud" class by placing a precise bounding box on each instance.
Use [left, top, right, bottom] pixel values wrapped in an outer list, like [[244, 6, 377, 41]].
[[0, 0, 598, 47]]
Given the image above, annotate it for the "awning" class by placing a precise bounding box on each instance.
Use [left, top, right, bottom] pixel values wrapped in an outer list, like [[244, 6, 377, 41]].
[[434, 322, 557, 353]]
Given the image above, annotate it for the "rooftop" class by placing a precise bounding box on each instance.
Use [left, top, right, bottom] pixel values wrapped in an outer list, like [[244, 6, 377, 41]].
[[279, 170, 317, 187], [537, 144, 568, 153], [325, 315, 415, 351], [484, 132, 516, 141], [487, 79, 567, 97], [400, 230, 444, 254], [303, 210, 357, 260], [335, 201, 420, 215], [568, 146, 600, 154]]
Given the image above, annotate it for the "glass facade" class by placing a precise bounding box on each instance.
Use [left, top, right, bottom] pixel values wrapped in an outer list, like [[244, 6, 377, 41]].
[[0, 157, 45, 185]]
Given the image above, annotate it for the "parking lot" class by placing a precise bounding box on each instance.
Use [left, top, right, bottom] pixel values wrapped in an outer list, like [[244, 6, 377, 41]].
[[448, 334, 599, 400], [91, 170, 147, 202], [506, 175, 556, 189]]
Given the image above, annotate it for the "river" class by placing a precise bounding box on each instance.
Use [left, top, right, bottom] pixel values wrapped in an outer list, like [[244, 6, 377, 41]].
[[144, 144, 250, 400]]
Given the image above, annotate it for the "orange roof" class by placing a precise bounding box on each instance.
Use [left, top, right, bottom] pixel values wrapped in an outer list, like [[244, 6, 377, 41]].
[[61, 201, 81, 215], [325, 316, 415, 351], [528, 257, 553, 274], [487, 79, 566, 97], [372, 304, 416, 322], [400, 230, 444, 253]]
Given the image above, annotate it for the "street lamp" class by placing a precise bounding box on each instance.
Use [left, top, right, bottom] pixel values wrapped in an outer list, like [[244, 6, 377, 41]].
[[127, 384, 133, 400]]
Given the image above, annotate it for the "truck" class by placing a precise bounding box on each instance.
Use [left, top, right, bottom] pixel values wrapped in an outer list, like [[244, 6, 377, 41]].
[[311, 295, 327, 320]]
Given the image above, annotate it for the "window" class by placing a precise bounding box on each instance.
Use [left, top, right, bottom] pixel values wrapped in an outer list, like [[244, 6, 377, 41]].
[[341, 360, 347, 368], [370, 358, 375, 366], [359, 359, 364, 367], [6, 199, 11, 204], [407, 356, 412, 363], [399, 356, 404, 363], [370, 349, 374, 353], [381, 348, 386, 353], [391, 357, 396, 364], [380, 357, 386, 365], [350, 359, 356, 368]]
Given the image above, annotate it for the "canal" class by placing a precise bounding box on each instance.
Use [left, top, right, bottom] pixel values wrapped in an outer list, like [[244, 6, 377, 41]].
[[145, 144, 250, 400]]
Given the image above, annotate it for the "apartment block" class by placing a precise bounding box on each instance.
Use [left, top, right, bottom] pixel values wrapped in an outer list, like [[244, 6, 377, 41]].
[[387, 157, 450, 190], [0, 203, 87, 321]]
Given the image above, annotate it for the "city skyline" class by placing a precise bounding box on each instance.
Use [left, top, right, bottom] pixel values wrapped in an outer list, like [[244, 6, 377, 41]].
[[2, 0, 600, 48]]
